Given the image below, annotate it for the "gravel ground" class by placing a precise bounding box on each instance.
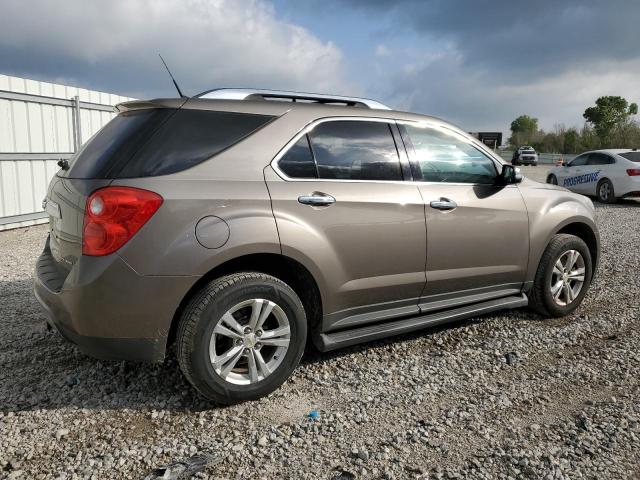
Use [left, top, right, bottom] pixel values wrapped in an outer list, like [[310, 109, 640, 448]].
[[1, 173, 639, 479]]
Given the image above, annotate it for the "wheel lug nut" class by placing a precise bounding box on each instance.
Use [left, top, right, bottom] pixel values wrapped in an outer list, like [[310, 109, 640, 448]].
[[244, 327, 252, 334], [244, 348, 250, 354], [256, 330, 262, 337], [255, 343, 261, 349]]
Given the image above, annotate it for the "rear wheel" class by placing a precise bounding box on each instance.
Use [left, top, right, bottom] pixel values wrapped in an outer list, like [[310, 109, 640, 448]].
[[177, 272, 307, 404], [547, 174, 558, 185], [529, 234, 593, 317], [596, 178, 616, 203]]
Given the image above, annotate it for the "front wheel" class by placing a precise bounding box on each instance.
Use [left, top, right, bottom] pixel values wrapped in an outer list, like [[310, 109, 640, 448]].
[[529, 234, 593, 317], [547, 174, 558, 185], [177, 272, 307, 404]]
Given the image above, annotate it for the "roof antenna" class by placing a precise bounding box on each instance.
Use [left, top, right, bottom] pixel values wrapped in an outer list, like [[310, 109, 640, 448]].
[[158, 54, 187, 98]]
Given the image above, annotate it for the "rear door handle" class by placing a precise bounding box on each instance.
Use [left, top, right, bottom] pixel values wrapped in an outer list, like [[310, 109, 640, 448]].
[[430, 198, 457, 211], [298, 192, 336, 207]]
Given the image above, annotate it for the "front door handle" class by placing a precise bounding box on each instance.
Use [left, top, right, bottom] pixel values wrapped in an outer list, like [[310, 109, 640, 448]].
[[430, 198, 457, 211], [298, 192, 336, 207]]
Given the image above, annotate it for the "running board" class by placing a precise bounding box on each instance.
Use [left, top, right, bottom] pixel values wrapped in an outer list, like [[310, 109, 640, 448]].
[[316, 293, 528, 352]]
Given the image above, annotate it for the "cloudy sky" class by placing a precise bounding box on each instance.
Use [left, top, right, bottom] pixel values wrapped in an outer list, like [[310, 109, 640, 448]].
[[1, 0, 639, 136]]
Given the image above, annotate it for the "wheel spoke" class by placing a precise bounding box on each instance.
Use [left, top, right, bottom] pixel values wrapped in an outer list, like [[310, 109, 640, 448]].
[[221, 312, 244, 334], [219, 347, 245, 378], [254, 349, 271, 377], [213, 345, 243, 368], [248, 349, 259, 383], [248, 299, 266, 330], [563, 284, 572, 303], [568, 267, 585, 281], [551, 280, 563, 299], [260, 325, 290, 339], [260, 338, 290, 347], [214, 323, 242, 339], [566, 251, 578, 271], [256, 301, 275, 332], [555, 259, 565, 274]]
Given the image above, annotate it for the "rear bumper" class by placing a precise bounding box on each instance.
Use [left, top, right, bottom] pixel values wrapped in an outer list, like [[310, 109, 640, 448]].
[[34, 238, 197, 362]]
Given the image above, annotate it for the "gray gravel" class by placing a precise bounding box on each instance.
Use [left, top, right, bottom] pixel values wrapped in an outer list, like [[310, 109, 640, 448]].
[[1, 175, 639, 479]]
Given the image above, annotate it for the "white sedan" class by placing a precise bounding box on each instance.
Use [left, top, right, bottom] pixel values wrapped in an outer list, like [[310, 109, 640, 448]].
[[546, 149, 640, 203]]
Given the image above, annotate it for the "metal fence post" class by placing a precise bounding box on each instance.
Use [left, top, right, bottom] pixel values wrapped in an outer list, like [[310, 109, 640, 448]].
[[72, 95, 82, 152]]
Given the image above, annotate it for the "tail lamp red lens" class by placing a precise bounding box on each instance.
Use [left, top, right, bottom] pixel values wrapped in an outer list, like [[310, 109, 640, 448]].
[[626, 169, 640, 176], [82, 187, 163, 256]]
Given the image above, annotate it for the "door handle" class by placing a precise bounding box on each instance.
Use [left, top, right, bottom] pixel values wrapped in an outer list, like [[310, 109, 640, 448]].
[[298, 192, 336, 207], [430, 198, 457, 211]]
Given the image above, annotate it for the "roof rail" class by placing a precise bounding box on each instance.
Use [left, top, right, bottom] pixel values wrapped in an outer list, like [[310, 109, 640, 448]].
[[195, 88, 391, 110]]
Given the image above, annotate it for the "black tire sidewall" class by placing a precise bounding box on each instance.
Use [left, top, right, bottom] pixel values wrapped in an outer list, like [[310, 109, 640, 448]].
[[187, 276, 306, 403], [548, 174, 557, 185], [539, 237, 593, 317]]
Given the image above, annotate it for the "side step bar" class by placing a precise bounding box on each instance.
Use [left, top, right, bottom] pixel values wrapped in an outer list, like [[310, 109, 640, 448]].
[[316, 293, 528, 352]]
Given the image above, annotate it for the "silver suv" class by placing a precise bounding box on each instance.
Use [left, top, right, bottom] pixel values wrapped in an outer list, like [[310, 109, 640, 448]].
[[35, 89, 599, 404]]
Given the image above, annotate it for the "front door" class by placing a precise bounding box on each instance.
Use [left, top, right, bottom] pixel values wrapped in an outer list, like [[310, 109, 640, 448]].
[[556, 153, 589, 191], [265, 119, 427, 331], [398, 122, 530, 311]]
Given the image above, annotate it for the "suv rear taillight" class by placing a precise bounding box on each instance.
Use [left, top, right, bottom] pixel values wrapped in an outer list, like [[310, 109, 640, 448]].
[[626, 169, 640, 176], [82, 187, 163, 256]]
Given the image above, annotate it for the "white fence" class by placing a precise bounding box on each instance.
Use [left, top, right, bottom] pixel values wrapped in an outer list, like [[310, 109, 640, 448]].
[[0, 74, 133, 230]]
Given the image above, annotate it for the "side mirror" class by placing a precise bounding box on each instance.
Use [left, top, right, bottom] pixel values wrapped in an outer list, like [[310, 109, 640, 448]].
[[499, 164, 523, 184]]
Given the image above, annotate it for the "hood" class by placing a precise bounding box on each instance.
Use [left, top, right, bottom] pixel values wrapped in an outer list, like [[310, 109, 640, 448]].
[[519, 177, 567, 192]]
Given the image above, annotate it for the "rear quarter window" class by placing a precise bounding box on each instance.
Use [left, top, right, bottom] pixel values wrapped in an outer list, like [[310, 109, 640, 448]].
[[66, 109, 275, 179], [620, 151, 640, 162]]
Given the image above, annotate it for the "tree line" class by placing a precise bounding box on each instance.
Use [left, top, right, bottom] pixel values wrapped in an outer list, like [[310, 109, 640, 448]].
[[509, 96, 639, 153]]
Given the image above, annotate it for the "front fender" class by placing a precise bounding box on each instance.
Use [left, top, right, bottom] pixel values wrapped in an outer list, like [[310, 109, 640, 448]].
[[522, 182, 599, 283]]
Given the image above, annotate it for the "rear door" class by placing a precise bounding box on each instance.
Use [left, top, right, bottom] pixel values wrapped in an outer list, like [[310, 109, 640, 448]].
[[265, 118, 427, 331], [397, 122, 529, 310], [582, 152, 614, 194]]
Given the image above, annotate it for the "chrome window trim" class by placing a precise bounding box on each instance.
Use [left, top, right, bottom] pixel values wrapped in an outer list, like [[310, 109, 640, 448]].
[[270, 116, 507, 186]]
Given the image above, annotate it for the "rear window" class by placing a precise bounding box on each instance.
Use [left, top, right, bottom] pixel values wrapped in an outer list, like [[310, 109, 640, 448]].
[[620, 151, 640, 162], [65, 109, 274, 179]]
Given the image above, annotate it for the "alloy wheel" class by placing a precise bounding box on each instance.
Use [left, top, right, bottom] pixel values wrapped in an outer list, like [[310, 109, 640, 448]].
[[209, 299, 291, 385], [599, 182, 611, 201], [550, 250, 585, 306]]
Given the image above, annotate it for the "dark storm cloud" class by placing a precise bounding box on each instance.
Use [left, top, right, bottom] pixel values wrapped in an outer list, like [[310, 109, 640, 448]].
[[342, 0, 640, 81], [0, 0, 349, 99]]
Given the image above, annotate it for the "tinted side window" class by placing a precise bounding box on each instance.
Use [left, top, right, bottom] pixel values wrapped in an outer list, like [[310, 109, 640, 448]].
[[308, 121, 402, 181], [569, 154, 588, 167], [278, 135, 318, 178], [587, 153, 614, 165], [65, 109, 175, 179], [399, 124, 497, 184], [620, 151, 640, 162], [118, 110, 274, 178]]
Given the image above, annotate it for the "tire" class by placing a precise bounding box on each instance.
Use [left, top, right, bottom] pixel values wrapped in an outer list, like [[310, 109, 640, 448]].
[[596, 178, 616, 203], [528, 234, 593, 317], [177, 272, 307, 404], [547, 174, 558, 185]]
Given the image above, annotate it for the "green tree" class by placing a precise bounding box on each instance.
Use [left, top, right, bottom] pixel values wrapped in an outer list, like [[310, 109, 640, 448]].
[[563, 128, 580, 154], [583, 96, 638, 146], [509, 115, 538, 146]]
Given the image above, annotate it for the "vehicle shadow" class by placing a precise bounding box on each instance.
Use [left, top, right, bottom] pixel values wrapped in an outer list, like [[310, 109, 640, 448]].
[[0, 277, 538, 413], [593, 198, 640, 208]]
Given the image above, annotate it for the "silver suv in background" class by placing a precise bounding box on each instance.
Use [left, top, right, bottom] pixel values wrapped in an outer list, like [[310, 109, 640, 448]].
[[512, 146, 539, 166], [35, 89, 599, 404]]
